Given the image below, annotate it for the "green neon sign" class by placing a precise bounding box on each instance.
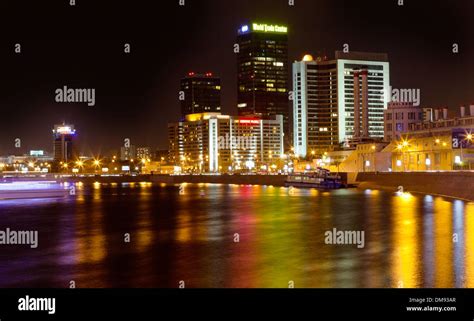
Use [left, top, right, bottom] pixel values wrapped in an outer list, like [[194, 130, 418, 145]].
[[252, 23, 288, 33]]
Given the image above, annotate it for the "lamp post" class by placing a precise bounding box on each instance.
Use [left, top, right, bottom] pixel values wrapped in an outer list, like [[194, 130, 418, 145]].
[[371, 145, 376, 172], [460, 133, 473, 170], [396, 140, 409, 172]]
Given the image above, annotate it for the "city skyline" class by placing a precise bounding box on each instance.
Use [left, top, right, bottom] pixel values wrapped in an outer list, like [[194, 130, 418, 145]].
[[1, 0, 472, 155], [3, 2, 474, 312]]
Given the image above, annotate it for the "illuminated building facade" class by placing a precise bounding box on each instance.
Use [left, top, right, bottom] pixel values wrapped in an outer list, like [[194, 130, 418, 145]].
[[292, 51, 390, 157], [391, 108, 474, 171], [336, 51, 390, 142], [120, 145, 136, 161], [181, 72, 221, 117], [383, 102, 426, 142], [293, 54, 339, 157], [168, 112, 284, 172], [237, 22, 289, 143], [53, 124, 76, 162], [136, 147, 152, 160]]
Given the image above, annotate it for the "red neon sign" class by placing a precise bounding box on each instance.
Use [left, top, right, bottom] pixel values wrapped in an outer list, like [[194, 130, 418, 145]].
[[238, 119, 260, 125]]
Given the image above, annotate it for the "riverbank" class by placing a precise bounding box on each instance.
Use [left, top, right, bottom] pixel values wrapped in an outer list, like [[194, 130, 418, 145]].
[[356, 171, 474, 201]]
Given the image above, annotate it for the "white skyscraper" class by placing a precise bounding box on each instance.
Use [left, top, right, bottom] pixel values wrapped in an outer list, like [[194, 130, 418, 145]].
[[292, 51, 390, 157], [293, 54, 317, 158], [335, 51, 390, 142]]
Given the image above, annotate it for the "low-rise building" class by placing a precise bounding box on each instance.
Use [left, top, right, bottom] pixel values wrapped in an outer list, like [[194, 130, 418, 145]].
[[324, 142, 391, 173], [389, 107, 474, 171], [383, 102, 426, 142]]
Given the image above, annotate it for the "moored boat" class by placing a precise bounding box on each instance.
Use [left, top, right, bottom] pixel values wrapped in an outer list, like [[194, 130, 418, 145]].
[[285, 168, 343, 189]]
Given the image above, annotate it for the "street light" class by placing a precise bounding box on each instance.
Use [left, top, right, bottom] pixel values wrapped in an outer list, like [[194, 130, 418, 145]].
[[457, 131, 474, 170], [371, 145, 377, 171], [396, 140, 409, 172]]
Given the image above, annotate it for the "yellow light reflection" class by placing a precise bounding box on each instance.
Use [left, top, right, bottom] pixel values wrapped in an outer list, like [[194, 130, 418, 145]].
[[75, 183, 107, 268], [136, 188, 153, 250], [391, 193, 420, 287], [465, 202, 474, 287], [176, 211, 191, 242], [433, 198, 453, 287]]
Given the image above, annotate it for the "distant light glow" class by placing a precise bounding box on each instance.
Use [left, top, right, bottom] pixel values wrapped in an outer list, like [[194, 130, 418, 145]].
[[398, 191, 413, 199], [245, 160, 255, 169], [30, 150, 44, 156], [55, 126, 75, 135]]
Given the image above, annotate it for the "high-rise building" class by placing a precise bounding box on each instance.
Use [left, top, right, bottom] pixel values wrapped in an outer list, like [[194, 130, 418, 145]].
[[53, 123, 76, 162], [293, 54, 339, 157], [338, 51, 390, 142], [168, 112, 284, 172], [236, 22, 289, 143], [181, 72, 221, 117], [292, 51, 390, 157]]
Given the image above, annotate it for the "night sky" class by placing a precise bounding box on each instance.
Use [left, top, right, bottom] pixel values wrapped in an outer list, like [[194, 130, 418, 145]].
[[1, 0, 473, 156]]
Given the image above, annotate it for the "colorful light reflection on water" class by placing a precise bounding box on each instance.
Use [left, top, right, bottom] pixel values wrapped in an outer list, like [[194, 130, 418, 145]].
[[0, 183, 473, 288]]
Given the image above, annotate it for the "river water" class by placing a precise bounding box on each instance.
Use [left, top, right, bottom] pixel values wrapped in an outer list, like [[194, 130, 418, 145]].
[[0, 182, 472, 288]]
